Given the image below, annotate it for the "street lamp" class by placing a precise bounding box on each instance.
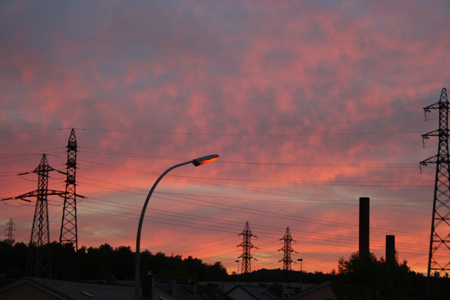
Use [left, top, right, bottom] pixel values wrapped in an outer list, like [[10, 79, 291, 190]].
[[135, 154, 219, 300], [297, 258, 303, 290], [235, 259, 240, 284]]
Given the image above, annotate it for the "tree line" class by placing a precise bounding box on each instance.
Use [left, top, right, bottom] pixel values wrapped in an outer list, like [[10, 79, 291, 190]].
[[0, 240, 227, 282]]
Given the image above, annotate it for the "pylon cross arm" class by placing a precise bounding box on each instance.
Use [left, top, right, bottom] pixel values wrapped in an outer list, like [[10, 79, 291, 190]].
[[424, 102, 442, 112], [422, 129, 441, 139], [421, 155, 438, 166]]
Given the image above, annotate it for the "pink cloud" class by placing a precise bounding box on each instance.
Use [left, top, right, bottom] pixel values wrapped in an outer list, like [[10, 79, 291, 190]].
[[1, 0, 449, 275]]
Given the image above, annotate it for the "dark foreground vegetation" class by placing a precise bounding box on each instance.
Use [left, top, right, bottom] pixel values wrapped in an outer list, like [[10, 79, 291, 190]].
[[2, 241, 449, 300], [332, 251, 450, 300], [0, 240, 227, 282], [0, 240, 332, 284]]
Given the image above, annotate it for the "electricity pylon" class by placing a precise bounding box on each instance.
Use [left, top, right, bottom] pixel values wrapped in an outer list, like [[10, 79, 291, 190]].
[[5, 218, 16, 243], [238, 221, 257, 275], [279, 227, 296, 271], [421, 87, 450, 278], [3, 154, 66, 278], [60, 128, 83, 250]]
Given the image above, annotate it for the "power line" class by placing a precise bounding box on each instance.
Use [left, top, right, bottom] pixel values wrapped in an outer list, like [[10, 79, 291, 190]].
[[77, 194, 429, 255], [74, 172, 431, 208], [74, 147, 419, 169], [0, 127, 427, 136], [75, 128, 428, 136], [74, 198, 428, 273], [73, 176, 429, 238]]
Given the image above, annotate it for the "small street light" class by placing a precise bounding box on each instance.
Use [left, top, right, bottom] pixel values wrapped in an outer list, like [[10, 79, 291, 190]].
[[235, 259, 240, 284], [297, 258, 303, 290], [135, 154, 219, 300]]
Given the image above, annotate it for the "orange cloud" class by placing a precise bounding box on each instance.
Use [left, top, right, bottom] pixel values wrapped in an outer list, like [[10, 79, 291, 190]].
[[1, 0, 448, 275]]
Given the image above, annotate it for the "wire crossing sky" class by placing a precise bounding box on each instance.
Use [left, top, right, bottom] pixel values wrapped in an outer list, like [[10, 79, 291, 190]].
[[1, 0, 450, 275]]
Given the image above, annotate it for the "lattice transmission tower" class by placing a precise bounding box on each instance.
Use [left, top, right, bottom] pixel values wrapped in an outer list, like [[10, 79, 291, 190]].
[[5, 218, 16, 243], [60, 128, 83, 250], [3, 154, 66, 278], [238, 221, 257, 275], [279, 227, 296, 272], [421, 87, 450, 278]]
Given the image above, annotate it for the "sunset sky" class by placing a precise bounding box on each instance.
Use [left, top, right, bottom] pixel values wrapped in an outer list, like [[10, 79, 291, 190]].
[[1, 0, 450, 276]]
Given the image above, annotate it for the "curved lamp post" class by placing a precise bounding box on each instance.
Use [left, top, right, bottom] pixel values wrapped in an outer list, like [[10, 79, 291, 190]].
[[135, 154, 219, 300]]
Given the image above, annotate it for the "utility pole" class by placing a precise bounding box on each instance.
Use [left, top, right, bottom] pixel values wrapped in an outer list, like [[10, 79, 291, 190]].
[[279, 227, 296, 282], [60, 128, 83, 250], [5, 218, 16, 243], [2, 154, 66, 278], [421, 87, 450, 279], [238, 221, 257, 277]]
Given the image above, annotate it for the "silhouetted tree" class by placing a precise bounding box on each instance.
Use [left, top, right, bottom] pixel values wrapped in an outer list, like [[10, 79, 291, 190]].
[[114, 246, 134, 280], [0, 240, 27, 279], [332, 251, 423, 300], [1, 242, 231, 282], [51, 242, 77, 280], [204, 261, 228, 281]]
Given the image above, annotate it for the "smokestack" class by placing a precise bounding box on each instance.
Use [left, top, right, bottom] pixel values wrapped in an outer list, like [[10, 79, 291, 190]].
[[359, 197, 370, 258], [386, 235, 395, 263]]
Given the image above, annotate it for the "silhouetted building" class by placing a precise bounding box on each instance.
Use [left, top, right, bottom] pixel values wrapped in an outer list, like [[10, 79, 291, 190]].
[[290, 281, 335, 300]]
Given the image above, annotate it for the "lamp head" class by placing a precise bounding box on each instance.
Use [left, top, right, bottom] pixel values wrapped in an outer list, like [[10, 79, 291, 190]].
[[192, 154, 219, 166]]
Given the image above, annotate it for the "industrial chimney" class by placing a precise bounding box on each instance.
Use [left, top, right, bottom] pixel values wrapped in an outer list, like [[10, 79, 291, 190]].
[[359, 197, 370, 258], [386, 235, 395, 263]]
